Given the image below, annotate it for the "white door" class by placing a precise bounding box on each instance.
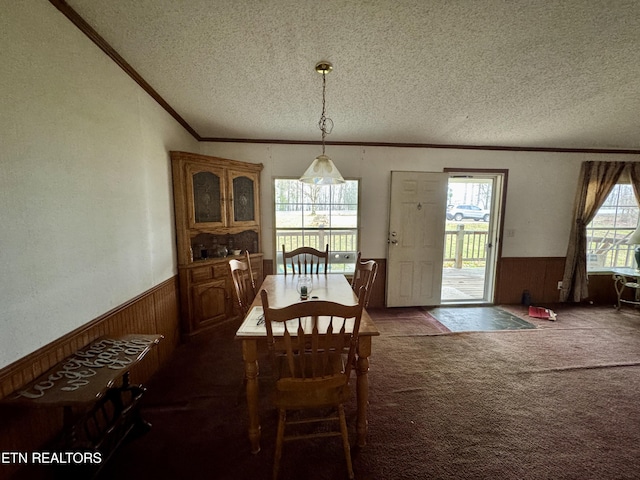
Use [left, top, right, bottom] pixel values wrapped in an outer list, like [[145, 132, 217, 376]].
[[386, 171, 448, 307]]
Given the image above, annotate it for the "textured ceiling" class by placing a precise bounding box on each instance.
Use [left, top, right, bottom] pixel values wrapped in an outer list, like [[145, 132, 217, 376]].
[[62, 0, 640, 150]]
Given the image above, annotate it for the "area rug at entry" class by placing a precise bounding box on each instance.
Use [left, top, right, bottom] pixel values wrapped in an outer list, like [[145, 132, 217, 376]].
[[367, 307, 451, 336], [428, 306, 536, 332]]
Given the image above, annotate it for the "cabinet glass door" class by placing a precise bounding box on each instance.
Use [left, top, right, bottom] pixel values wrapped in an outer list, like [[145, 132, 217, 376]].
[[194, 171, 221, 222], [187, 164, 227, 228], [229, 171, 259, 227]]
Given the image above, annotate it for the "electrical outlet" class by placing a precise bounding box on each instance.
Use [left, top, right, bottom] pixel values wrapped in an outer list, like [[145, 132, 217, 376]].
[[557, 281, 563, 290]]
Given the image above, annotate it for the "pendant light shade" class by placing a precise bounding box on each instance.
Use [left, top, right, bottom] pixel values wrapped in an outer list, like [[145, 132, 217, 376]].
[[300, 61, 345, 185], [300, 154, 345, 185]]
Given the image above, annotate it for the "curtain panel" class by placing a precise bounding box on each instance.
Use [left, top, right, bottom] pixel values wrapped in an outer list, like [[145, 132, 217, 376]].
[[560, 161, 627, 302], [629, 163, 640, 203]]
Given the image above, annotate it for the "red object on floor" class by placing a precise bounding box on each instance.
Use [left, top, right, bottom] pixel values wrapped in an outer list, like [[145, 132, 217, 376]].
[[528, 306, 557, 321]]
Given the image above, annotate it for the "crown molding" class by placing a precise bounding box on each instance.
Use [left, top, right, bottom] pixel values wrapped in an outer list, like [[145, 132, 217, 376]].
[[49, 0, 640, 155], [49, 0, 201, 140]]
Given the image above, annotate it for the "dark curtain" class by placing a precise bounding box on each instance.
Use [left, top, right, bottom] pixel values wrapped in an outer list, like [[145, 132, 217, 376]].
[[560, 161, 626, 302], [628, 163, 640, 204]]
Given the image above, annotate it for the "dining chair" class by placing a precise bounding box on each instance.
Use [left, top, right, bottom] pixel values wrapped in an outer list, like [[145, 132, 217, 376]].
[[351, 252, 378, 308], [230, 252, 260, 405], [281, 244, 329, 275], [260, 288, 366, 480], [229, 251, 257, 318]]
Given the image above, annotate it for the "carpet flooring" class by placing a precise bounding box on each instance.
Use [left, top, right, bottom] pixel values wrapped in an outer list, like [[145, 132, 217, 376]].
[[18, 304, 640, 480]]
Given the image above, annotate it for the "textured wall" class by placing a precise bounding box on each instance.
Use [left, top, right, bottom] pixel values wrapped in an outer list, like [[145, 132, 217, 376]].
[[0, 2, 197, 369]]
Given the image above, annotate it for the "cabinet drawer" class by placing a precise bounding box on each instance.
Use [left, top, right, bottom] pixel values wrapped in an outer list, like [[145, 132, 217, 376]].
[[191, 266, 213, 283], [213, 264, 229, 278]]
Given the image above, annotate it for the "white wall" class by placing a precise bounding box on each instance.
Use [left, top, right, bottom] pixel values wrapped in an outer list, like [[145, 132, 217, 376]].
[[198, 143, 640, 261], [0, 2, 197, 369]]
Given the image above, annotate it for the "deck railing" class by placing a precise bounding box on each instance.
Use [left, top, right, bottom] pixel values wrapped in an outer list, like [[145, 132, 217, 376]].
[[276, 225, 640, 272], [276, 226, 490, 271], [275, 229, 358, 273], [443, 225, 488, 267], [586, 226, 635, 269]]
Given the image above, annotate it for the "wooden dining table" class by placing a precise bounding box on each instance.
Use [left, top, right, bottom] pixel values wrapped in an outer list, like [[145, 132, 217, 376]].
[[235, 273, 379, 454]]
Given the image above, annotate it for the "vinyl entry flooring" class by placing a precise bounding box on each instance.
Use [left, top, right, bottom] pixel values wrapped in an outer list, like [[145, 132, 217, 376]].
[[429, 306, 536, 332]]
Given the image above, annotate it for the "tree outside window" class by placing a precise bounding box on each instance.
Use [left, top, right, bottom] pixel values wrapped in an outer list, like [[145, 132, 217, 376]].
[[274, 179, 359, 273]]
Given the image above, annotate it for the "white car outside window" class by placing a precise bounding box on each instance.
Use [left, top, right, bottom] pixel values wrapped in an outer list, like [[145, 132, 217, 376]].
[[446, 204, 490, 222]]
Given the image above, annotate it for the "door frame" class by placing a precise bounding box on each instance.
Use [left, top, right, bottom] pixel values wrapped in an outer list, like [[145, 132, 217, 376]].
[[443, 168, 509, 303]]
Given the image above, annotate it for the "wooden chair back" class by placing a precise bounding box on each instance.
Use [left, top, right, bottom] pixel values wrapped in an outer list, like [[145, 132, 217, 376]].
[[260, 288, 365, 393], [229, 252, 257, 317], [281, 244, 329, 275], [351, 252, 378, 308]]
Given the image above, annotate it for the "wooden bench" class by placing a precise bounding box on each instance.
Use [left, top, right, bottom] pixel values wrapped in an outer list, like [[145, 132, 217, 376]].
[[2, 333, 162, 476]]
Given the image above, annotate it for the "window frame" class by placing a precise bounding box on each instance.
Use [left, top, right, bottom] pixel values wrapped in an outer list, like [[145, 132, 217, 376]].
[[272, 177, 361, 274], [586, 180, 640, 272]]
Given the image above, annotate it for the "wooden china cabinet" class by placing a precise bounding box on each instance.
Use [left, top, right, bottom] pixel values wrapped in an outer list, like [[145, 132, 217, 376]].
[[170, 151, 263, 336]]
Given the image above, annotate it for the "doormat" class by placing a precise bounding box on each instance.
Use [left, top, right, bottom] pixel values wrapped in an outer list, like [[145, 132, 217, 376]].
[[427, 306, 536, 332]]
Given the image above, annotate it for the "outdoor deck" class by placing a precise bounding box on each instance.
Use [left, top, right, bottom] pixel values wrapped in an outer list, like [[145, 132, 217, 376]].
[[441, 266, 486, 302]]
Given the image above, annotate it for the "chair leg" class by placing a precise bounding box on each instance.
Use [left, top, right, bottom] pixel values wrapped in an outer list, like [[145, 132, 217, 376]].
[[338, 404, 354, 480], [273, 408, 286, 480]]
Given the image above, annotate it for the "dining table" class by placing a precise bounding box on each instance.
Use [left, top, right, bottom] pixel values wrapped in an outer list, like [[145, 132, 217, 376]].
[[235, 273, 379, 454]]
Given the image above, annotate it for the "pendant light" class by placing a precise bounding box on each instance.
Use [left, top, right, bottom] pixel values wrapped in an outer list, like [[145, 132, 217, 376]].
[[300, 61, 345, 185]]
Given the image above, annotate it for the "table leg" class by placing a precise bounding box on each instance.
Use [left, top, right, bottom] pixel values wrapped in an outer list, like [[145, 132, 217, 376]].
[[614, 274, 624, 310], [242, 339, 261, 454], [355, 336, 372, 447]]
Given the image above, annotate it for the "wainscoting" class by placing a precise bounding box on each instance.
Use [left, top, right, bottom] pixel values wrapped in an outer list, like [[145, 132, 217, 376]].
[[488, 257, 618, 306], [584, 272, 619, 306], [494, 257, 566, 305], [0, 277, 180, 480]]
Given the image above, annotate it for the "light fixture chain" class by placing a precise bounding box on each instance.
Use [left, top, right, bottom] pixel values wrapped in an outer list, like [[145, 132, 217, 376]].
[[300, 60, 344, 185], [318, 71, 333, 155]]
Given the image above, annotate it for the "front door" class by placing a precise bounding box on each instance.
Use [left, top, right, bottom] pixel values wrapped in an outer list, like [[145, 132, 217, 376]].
[[386, 171, 448, 307]]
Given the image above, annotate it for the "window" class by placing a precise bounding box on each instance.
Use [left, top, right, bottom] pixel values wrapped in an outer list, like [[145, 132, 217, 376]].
[[274, 179, 360, 273], [586, 183, 639, 271]]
